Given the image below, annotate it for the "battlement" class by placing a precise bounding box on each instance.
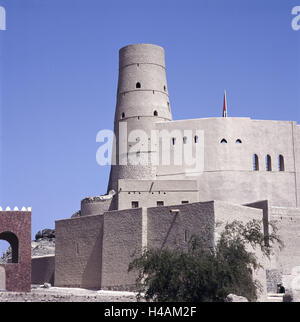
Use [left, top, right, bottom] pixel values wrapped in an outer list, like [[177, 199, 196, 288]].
[[0, 207, 32, 212]]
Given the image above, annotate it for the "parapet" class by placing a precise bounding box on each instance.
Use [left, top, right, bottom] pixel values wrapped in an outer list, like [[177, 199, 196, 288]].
[[0, 206, 32, 211]]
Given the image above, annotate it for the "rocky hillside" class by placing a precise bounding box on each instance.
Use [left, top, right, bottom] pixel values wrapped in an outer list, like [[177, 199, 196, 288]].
[[0, 229, 55, 263]]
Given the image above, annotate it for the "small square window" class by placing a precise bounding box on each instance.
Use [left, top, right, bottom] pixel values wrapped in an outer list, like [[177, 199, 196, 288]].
[[157, 201, 164, 207], [131, 201, 139, 208]]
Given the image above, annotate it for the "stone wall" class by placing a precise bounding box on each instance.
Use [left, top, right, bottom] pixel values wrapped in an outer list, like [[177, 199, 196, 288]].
[[31, 255, 55, 285], [101, 208, 143, 290], [269, 207, 300, 286], [118, 179, 199, 210], [55, 214, 103, 289]]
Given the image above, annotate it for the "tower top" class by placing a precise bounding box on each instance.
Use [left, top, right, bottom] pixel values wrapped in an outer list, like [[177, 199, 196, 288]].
[[119, 43, 165, 69]]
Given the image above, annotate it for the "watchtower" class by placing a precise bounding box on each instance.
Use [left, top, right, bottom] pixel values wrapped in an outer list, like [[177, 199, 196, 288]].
[[108, 44, 173, 197]]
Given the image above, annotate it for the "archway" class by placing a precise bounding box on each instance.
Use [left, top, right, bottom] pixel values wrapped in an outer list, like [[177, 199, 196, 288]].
[[0, 232, 19, 263]]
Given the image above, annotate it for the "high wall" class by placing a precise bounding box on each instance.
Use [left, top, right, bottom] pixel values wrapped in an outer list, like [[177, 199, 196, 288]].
[[54, 201, 267, 295], [31, 255, 55, 285], [293, 124, 300, 208], [269, 206, 300, 275], [55, 215, 103, 289], [117, 179, 198, 210], [101, 208, 144, 290], [154, 118, 299, 207]]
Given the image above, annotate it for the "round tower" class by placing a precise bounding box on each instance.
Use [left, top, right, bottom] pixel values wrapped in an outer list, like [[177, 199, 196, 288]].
[[107, 44, 173, 194]]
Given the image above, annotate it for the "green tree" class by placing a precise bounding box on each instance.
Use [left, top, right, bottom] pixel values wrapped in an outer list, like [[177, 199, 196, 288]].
[[128, 219, 283, 302]]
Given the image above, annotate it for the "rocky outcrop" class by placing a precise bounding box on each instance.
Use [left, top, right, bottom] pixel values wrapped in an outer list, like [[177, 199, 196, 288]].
[[35, 229, 55, 240]]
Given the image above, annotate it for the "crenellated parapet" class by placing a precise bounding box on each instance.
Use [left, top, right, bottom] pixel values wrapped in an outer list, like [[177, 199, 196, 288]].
[[0, 207, 32, 212]]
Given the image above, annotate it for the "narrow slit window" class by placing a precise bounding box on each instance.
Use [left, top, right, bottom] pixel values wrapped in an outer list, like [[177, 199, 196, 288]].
[[278, 155, 285, 171], [253, 154, 259, 171], [184, 230, 190, 242], [121, 112, 125, 119], [266, 155, 272, 171], [172, 138, 176, 145], [183, 136, 187, 144], [194, 135, 199, 143]]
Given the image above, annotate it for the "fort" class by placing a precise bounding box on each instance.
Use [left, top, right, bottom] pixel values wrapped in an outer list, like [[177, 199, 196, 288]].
[[54, 44, 300, 298], [1, 43, 300, 300]]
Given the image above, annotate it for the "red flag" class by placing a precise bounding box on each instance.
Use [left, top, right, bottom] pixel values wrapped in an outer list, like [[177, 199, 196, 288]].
[[223, 90, 227, 117]]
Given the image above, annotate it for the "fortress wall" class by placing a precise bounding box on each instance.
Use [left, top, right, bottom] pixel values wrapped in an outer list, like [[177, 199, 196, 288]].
[[147, 201, 215, 250], [213, 201, 267, 298], [118, 179, 198, 210], [31, 255, 55, 285], [101, 208, 143, 290], [269, 207, 300, 276], [293, 124, 300, 207], [55, 215, 103, 289], [196, 171, 296, 207], [155, 118, 298, 207]]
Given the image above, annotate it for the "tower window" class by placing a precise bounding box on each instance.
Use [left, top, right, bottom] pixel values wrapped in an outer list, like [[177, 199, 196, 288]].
[[278, 155, 285, 171], [266, 155, 272, 171], [157, 201, 164, 207], [131, 201, 139, 208], [183, 136, 187, 144], [172, 138, 176, 145], [164, 85, 166, 91], [236, 139, 242, 144], [121, 112, 125, 119], [181, 201, 189, 204], [194, 135, 199, 143], [153, 110, 158, 116], [136, 82, 141, 89], [220, 139, 227, 144], [253, 154, 259, 171]]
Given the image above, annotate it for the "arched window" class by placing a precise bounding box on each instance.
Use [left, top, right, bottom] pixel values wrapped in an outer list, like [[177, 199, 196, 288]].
[[266, 155, 272, 171], [194, 135, 199, 143], [136, 82, 141, 89], [183, 136, 187, 144], [164, 85, 166, 91], [172, 137, 176, 145], [0, 231, 19, 263], [278, 155, 285, 171], [236, 139, 242, 144], [253, 154, 259, 171], [121, 112, 125, 119], [220, 139, 227, 144], [153, 110, 158, 116]]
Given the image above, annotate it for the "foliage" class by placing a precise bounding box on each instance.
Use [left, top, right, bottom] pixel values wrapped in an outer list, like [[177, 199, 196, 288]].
[[128, 219, 283, 302]]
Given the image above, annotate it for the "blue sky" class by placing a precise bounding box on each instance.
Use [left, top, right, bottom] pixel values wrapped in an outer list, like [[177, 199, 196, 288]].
[[0, 0, 299, 244]]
